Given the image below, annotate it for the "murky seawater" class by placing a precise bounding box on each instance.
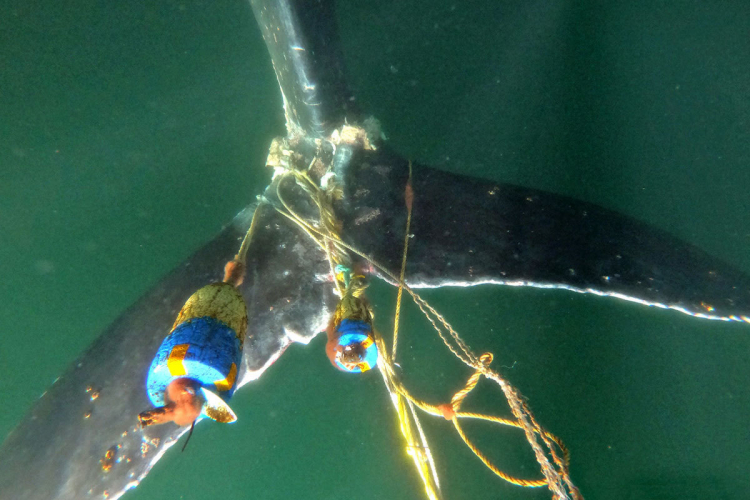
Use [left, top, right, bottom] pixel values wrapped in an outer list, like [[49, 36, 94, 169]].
[[2, 1, 750, 499]]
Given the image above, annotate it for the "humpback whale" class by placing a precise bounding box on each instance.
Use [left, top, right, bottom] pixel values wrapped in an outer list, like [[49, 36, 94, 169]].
[[1, 0, 749, 498]]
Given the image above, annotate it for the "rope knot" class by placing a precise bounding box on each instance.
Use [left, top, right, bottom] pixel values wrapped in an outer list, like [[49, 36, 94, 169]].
[[223, 259, 245, 287], [437, 403, 456, 420]]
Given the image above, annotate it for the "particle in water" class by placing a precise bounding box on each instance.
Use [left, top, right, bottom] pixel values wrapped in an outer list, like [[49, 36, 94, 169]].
[[100, 446, 117, 472]]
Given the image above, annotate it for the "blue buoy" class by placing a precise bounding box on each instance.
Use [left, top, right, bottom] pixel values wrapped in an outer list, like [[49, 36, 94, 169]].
[[145, 316, 242, 407], [329, 319, 378, 373]]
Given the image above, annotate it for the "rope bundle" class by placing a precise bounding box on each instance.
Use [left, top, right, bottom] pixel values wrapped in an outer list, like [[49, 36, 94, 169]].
[[270, 155, 582, 500]]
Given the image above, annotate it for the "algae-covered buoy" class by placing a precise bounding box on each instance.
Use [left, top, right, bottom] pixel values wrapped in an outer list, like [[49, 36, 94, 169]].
[[138, 282, 247, 428]]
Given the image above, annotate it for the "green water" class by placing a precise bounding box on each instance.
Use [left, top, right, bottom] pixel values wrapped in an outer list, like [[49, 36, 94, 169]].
[[2, 1, 750, 499]]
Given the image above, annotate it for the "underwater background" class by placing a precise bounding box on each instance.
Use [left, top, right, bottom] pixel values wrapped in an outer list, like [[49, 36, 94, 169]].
[[2, 0, 750, 499]]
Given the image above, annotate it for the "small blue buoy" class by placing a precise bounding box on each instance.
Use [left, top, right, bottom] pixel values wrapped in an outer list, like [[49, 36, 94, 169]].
[[327, 319, 378, 373]]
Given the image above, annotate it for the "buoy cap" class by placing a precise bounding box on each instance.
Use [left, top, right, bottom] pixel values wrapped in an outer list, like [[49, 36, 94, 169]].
[[200, 387, 237, 424]]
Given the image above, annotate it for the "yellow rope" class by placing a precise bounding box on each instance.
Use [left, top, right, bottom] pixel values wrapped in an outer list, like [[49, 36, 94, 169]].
[[264, 205, 480, 366], [268, 160, 581, 500], [273, 171, 348, 295], [451, 417, 546, 488], [223, 202, 264, 287], [379, 342, 574, 491], [379, 163, 442, 498], [235, 202, 263, 266], [377, 335, 442, 500], [392, 161, 413, 361]]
